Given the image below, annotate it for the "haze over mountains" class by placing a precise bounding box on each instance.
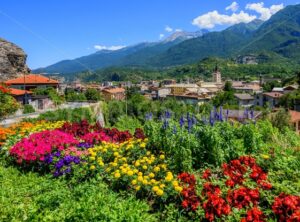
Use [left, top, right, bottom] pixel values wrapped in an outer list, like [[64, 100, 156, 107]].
[[33, 4, 300, 75]]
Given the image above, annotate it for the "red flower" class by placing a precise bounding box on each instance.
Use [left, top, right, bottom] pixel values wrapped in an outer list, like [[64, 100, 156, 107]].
[[227, 187, 260, 209], [202, 169, 211, 180], [272, 193, 300, 222], [241, 207, 266, 222]]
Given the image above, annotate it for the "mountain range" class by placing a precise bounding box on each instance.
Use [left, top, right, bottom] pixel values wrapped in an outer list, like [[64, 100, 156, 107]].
[[33, 4, 300, 75]]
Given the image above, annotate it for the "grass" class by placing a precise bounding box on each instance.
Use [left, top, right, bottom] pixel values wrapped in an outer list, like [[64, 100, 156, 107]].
[[0, 162, 157, 222]]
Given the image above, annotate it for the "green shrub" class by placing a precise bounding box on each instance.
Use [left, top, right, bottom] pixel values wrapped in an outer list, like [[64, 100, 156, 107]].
[[23, 104, 35, 114], [0, 163, 157, 222], [114, 115, 142, 134], [37, 107, 95, 123]]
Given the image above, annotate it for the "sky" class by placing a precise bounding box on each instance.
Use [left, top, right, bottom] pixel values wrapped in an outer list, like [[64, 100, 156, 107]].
[[0, 0, 299, 69]]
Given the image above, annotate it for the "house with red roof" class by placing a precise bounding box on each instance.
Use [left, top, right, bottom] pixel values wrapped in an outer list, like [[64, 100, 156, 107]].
[[5, 74, 59, 91], [102, 87, 125, 101]]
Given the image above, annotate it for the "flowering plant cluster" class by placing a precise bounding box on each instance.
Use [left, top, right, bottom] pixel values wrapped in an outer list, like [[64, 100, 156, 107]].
[[177, 156, 286, 221], [178, 172, 200, 211], [87, 139, 182, 200], [272, 193, 300, 222], [10, 130, 79, 163]]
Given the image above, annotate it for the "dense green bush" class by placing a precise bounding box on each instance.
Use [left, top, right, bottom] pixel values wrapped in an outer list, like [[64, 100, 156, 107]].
[[0, 163, 157, 222], [36, 107, 95, 123], [23, 104, 35, 114], [114, 115, 142, 134]]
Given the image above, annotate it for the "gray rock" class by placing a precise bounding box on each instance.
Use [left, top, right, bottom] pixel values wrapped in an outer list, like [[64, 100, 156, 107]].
[[0, 38, 30, 81]]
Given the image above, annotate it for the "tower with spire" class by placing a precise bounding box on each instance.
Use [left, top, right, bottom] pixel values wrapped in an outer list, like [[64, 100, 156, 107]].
[[212, 64, 222, 83]]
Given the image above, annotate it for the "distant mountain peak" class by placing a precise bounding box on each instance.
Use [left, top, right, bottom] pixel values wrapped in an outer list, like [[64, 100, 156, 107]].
[[163, 29, 209, 42]]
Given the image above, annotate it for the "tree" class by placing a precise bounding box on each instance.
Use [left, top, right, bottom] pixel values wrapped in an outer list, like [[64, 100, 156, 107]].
[[270, 108, 291, 131], [224, 81, 233, 92], [0, 85, 20, 119], [85, 88, 102, 101], [34, 87, 65, 105]]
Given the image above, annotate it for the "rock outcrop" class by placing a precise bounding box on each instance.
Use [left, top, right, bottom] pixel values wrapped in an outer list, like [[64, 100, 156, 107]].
[[0, 38, 30, 81]]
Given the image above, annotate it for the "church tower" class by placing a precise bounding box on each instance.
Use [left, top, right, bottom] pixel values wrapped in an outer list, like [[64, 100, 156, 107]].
[[212, 64, 222, 83]]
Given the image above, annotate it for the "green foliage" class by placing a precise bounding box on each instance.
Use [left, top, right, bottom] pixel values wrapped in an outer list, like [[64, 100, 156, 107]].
[[36, 107, 95, 123], [0, 163, 157, 222], [23, 104, 35, 114], [65, 89, 87, 102], [212, 91, 236, 107], [114, 115, 142, 134], [34, 87, 65, 105], [270, 108, 291, 131], [0, 91, 20, 119], [84, 88, 102, 101]]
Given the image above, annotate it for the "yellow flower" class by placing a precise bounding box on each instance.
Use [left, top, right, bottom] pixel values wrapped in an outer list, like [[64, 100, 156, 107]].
[[114, 152, 119, 157], [149, 173, 155, 178], [142, 179, 148, 185], [142, 165, 148, 170], [98, 161, 104, 166], [138, 176, 144, 182], [152, 186, 159, 192], [138, 172, 143, 176], [175, 186, 183, 192], [261, 154, 270, 159], [105, 167, 111, 172], [133, 169, 139, 174], [140, 143, 146, 148], [131, 179, 137, 185], [154, 166, 160, 172], [135, 161, 140, 167], [146, 151, 151, 155], [127, 170, 134, 176], [156, 189, 164, 196], [90, 165, 96, 170], [135, 186, 141, 191], [121, 168, 128, 174], [172, 181, 179, 187], [159, 184, 165, 189], [114, 172, 121, 178], [159, 154, 165, 160], [90, 156, 96, 161], [150, 179, 157, 184]]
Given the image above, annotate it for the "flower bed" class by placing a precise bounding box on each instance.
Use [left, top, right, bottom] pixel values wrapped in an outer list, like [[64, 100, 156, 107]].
[[1, 119, 300, 221]]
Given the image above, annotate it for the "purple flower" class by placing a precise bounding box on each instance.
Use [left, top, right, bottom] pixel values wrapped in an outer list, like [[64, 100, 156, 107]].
[[44, 154, 53, 164], [179, 116, 185, 128], [77, 142, 93, 149]]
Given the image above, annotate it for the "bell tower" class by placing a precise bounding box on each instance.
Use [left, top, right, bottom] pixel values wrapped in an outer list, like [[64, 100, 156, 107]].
[[212, 64, 222, 83]]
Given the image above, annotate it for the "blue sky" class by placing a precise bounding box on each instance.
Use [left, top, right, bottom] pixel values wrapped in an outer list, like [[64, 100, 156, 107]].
[[0, 0, 299, 69]]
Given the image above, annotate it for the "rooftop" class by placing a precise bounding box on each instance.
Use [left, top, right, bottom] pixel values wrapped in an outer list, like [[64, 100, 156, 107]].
[[263, 92, 283, 98], [8, 88, 32, 96], [102, 87, 125, 93], [5, 74, 59, 85], [234, 93, 254, 100]]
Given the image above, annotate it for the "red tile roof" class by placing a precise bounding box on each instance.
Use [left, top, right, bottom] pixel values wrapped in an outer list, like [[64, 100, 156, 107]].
[[5, 74, 59, 85], [102, 88, 125, 94], [263, 92, 283, 98], [289, 110, 300, 123], [9, 88, 32, 96]]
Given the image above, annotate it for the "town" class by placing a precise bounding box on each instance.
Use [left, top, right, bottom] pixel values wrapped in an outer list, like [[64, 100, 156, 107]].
[[2, 65, 300, 133]]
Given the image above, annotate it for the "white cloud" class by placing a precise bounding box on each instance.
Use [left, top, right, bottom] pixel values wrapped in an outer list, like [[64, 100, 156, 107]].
[[175, 29, 183, 32], [192, 10, 256, 29], [226, 2, 239, 12], [165, 26, 173, 32], [94, 45, 126, 51], [246, 2, 284, 21], [159, 34, 165, 39]]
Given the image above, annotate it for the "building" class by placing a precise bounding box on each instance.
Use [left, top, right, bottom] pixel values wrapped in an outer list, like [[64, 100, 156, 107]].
[[283, 85, 298, 94], [5, 74, 59, 91], [223, 109, 262, 122], [102, 87, 125, 101], [234, 93, 254, 107], [165, 84, 199, 95], [212, 65, 222, 83], [8, 88, 33, 104], [255, 92, 283, 109], [289, 110, 300, 134]]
